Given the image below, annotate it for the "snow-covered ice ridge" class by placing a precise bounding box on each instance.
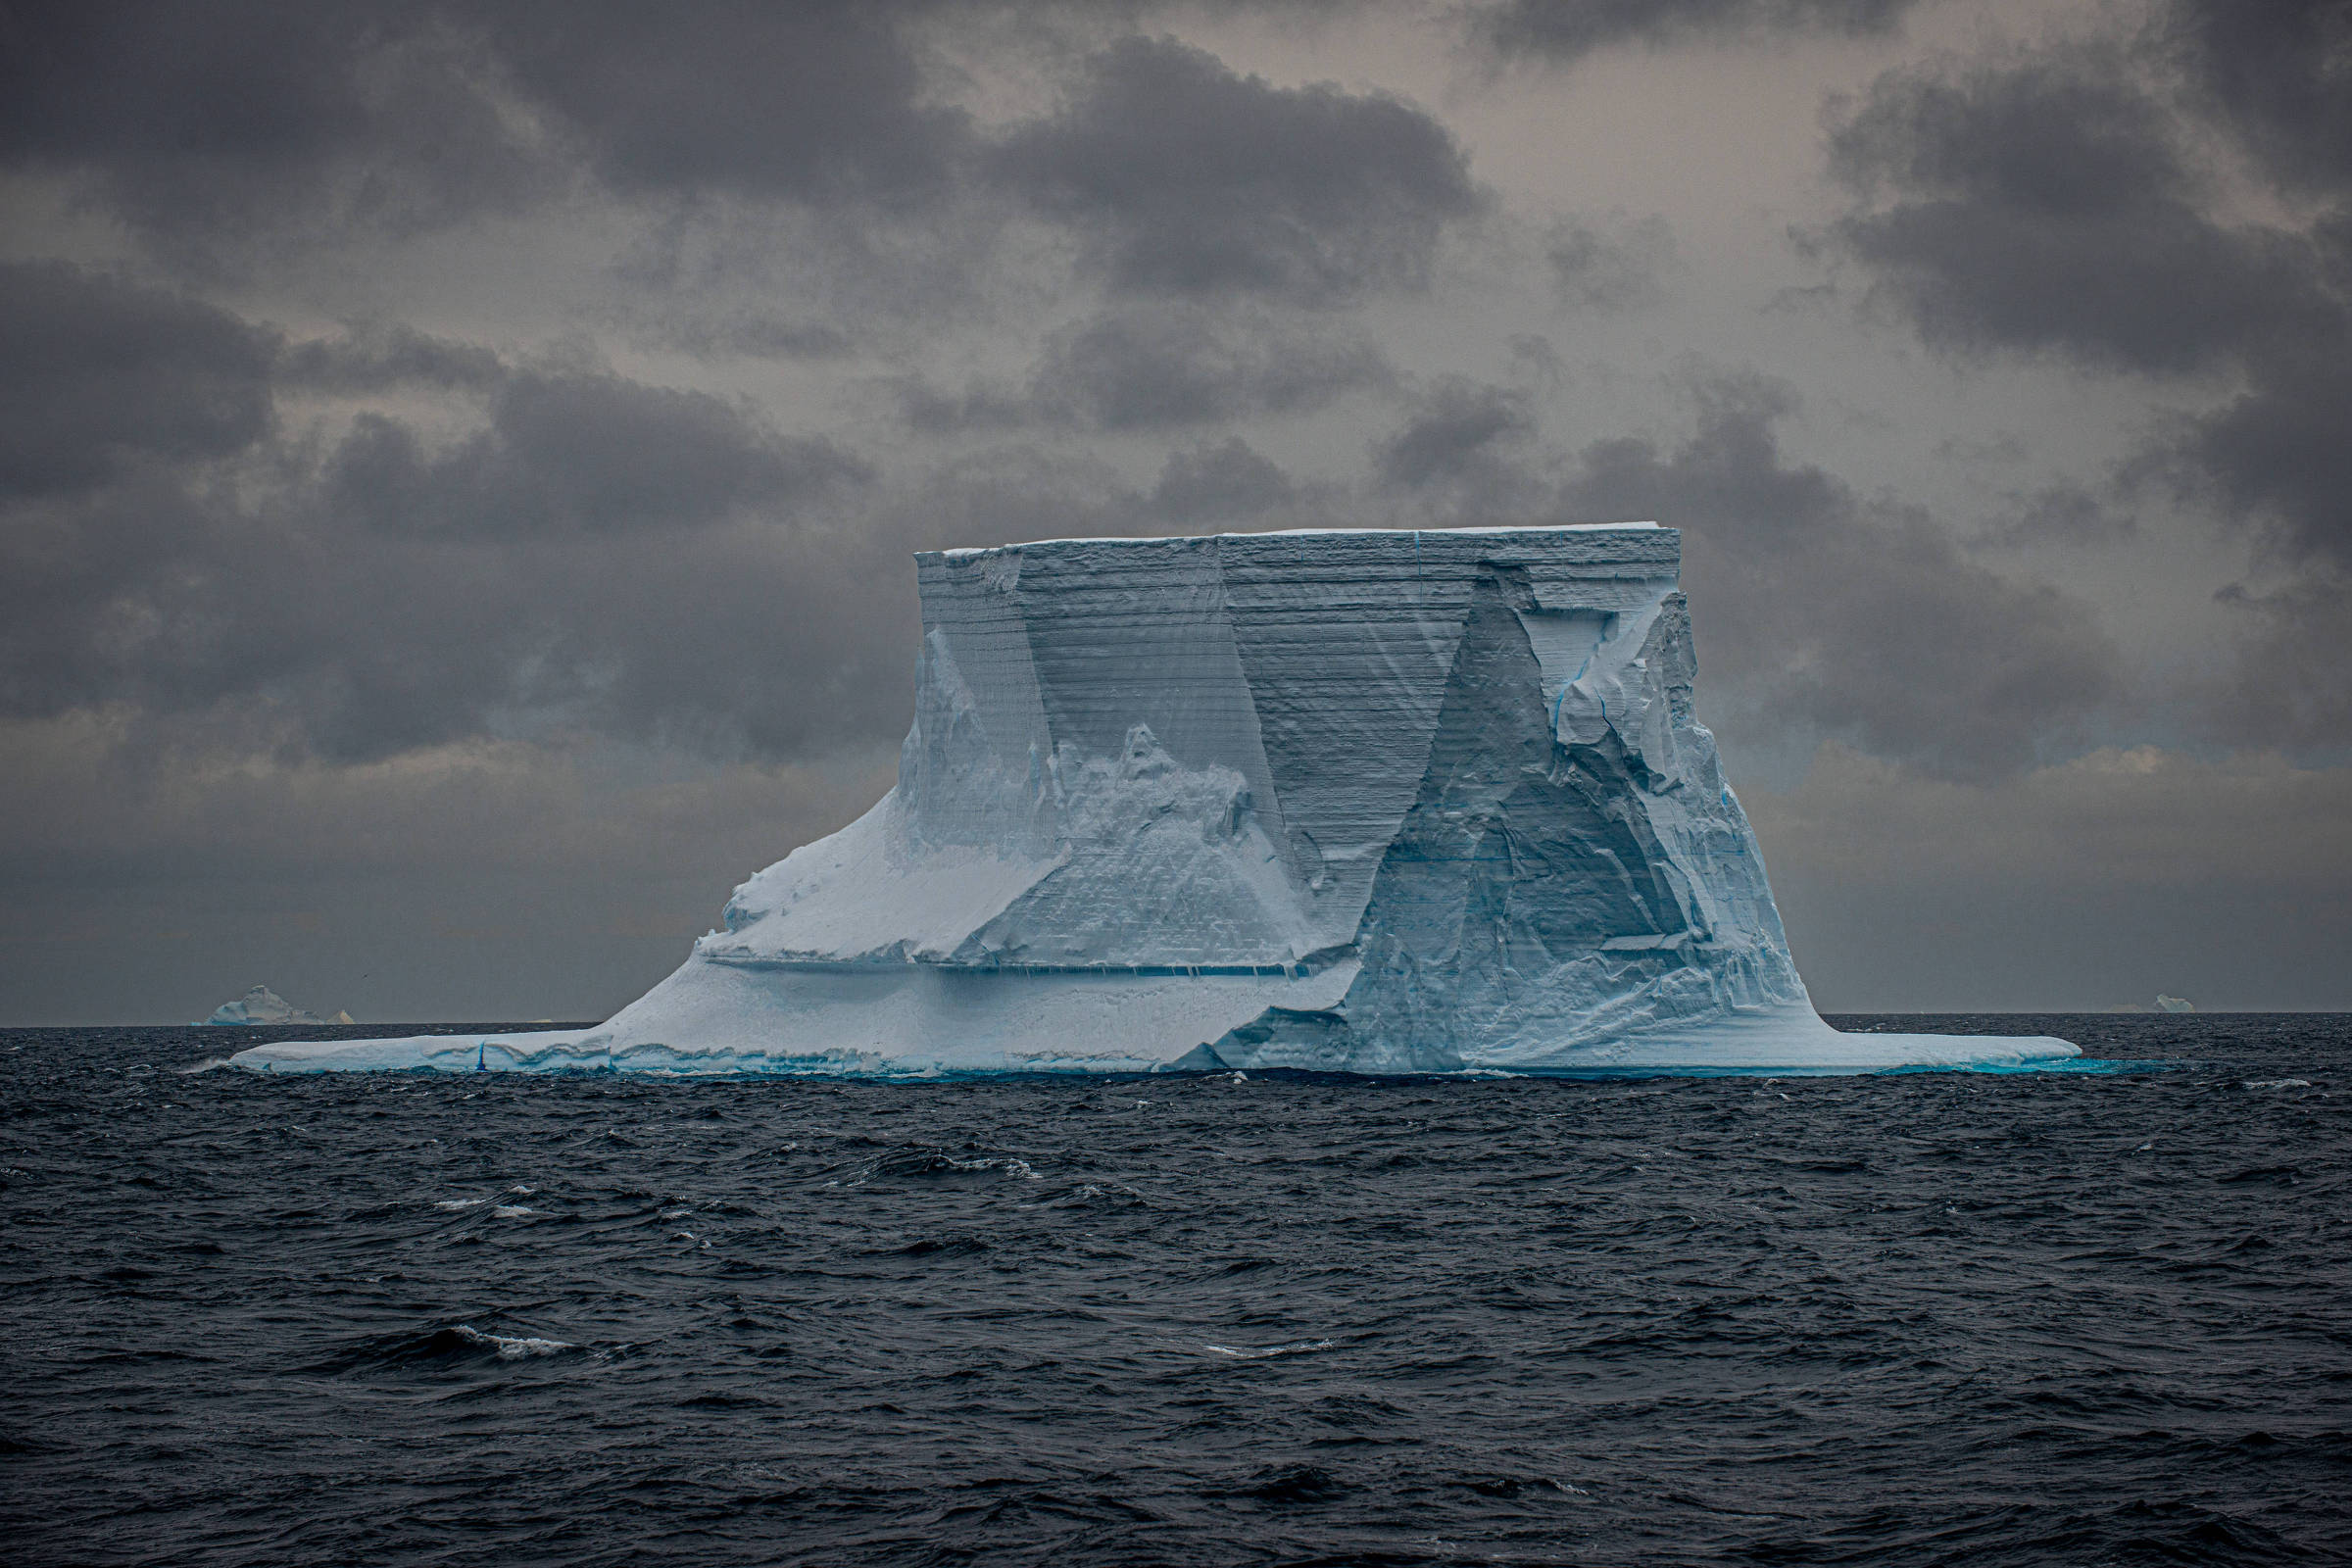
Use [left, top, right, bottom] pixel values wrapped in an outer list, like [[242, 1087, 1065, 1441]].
[[235, 524, 2075, 1076]]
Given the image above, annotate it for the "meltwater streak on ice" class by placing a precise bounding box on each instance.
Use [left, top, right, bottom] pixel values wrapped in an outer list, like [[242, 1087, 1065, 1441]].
[[6, 1015, 2347, 1567], [232, 525, 2074, 1077]]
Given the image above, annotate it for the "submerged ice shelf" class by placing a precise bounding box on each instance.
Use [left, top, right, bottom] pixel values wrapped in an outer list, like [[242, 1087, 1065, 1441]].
[[234, 524, 2075, 1076]]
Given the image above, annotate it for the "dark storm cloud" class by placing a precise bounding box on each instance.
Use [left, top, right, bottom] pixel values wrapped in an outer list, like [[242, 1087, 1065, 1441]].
[[1553, 374, 2120, 779], [0, 473, 218, 723], [1819, 14, 2352, 743], [2162, 0, 2352, 193], [4, 7, 1476, 336], [990, 35, 1482, 305], [1975, 480, 2138, 550], [0, 2, 543, 256], [1823, 50, 2329, 374], [1544, 215, 1679, 311], [2164, 348, 2352, 565], [0, 1, 962, 270], [1470, 0, 1919, 63], [278, 321, 506, 394], [895, 379, 1035, 437], [0, 261, 276, 497], [327, 368, 868, 538], [0, 459, 911, 766], [1036, 307, 1393, 428], [645, 312, 857, 364], [0, 266, 885, 758], [1375, 378, 1536, 489], [2149, 340, 2352, 746], [902, 306, 1393, 432], [474, 2, 965, 205], [1149, 436, 1295, 523], [2209, 574, 2352, 748], [0, 289, 895, 762]]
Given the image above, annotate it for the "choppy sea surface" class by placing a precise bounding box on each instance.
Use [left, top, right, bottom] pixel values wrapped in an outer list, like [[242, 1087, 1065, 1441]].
[[3, 1014, 2347, 1567]]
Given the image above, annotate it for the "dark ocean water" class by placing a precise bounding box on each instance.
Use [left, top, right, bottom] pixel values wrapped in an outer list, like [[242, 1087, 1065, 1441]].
[[3, 1015, 2346, 1567]]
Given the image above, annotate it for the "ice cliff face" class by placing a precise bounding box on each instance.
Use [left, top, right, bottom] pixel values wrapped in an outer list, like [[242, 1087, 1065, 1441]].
[[701, 525, 1807, 1066], [233, 523, 2077, 1075]]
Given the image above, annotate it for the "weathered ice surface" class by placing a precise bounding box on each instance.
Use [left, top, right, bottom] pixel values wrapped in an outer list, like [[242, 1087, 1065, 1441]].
[[235, 524, 2076, 1075]]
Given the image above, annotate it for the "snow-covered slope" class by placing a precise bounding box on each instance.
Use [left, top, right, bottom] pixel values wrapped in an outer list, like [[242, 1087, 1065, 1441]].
[[234, 524, 2075, 1075]]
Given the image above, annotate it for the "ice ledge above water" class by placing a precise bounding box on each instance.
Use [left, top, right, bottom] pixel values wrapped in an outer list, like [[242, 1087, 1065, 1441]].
[[228, 957, 2078, 1080], [229, 1018, 2082, 1079]]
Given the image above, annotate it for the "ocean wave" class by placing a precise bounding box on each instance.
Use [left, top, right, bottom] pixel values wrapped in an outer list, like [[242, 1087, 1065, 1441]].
[[314, 1322, 586, 1374], [1201, 1338, 1337, 1360], [838, 1146, 1046, 1187], [16, 1012, 2349, 1567]]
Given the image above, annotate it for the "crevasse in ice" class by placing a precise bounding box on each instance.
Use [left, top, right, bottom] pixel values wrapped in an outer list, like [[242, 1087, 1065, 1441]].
[[233, 524, 2076, 1074]]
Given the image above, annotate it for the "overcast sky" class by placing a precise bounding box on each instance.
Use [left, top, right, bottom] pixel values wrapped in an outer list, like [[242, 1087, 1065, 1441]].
[[3, 0, 2346, 1023]]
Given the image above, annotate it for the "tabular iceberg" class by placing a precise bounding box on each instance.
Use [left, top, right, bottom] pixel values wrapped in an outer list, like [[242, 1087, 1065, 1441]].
[[233, 523, 2075, 1076], [201, 985, 348, 1026]]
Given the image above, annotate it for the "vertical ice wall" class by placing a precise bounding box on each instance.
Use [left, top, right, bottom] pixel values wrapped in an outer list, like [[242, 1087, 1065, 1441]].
[[686, 523, 1839, 1068]]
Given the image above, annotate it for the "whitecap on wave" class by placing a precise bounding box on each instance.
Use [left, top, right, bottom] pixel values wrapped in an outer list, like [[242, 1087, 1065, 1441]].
[[1202, 1338, 1337, 1360], [455, 1324, 575, 1359], [313, 1321, 589, 1374], [833, 1148, 1046, 1188]]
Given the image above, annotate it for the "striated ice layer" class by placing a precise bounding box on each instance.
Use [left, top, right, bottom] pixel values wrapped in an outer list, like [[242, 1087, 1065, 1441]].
[[234, 524, 2076, 1076]]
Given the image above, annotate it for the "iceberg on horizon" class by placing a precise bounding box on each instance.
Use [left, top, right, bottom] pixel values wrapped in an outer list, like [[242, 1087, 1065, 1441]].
[[201, 984, 330, 1027], [233, 523, 2076, 1076]]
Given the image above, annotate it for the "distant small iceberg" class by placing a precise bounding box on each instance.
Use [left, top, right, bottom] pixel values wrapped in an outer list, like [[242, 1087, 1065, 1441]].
[[199, 985, 350, 1026], [2110, 995, 2197, 1014]]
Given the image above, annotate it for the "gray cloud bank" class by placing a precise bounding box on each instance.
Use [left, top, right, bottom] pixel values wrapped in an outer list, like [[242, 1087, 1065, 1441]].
[[1, 0, 2345, 1019], [1820, 0, 2352, 747], [0, 267, 901, 767]]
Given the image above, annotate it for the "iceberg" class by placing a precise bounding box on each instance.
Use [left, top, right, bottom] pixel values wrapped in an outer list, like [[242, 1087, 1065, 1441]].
[[233, 524, 2075, 1076], [201, 984, 328, 1026]]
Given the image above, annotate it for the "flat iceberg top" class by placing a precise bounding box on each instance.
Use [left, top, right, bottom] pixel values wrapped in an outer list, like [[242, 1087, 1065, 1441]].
[[932, 519, 1665, 561]]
